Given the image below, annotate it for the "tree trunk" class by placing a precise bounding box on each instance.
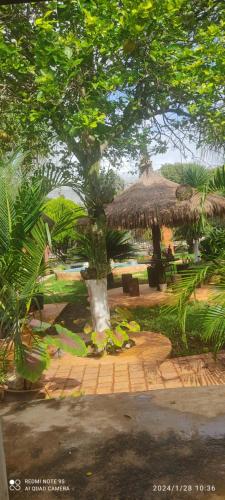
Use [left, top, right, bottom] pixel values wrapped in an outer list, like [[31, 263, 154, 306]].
[[193, 239, 200, 263], [86, 278, 110, 332], [79, 159, 111, 332]]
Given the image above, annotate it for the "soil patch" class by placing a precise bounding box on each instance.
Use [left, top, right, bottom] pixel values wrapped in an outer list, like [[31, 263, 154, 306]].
[[53, 298, 90, 339]]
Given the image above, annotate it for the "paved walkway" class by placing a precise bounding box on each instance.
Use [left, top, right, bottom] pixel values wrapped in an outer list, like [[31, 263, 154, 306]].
[[43, 332, 172, 397], [43, 347, 225, 398]]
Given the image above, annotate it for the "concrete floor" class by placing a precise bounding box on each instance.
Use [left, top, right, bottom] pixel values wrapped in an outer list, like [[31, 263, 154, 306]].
[[1, 386, 225, 499]]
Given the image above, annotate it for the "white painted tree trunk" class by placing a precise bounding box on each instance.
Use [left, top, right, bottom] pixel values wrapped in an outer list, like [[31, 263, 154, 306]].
[[86, 278, 110, 332], [193, 239, 200, 263]]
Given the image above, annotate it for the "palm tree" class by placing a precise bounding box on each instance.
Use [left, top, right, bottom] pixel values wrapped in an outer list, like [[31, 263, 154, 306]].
[[67, 166, 130, 333], [73, 228, 137, 288], [170, 165, 225, 350], [0, 152, 86, 384], [173, 164, 213, 261], [161, 163, 217, 261], [73, 228, 137, 264]]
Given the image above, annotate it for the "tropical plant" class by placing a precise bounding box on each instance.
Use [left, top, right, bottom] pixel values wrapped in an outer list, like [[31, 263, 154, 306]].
[[84, 308, 140, 354], [180, 164, 213, 190], [163, 163, 214, 261], [73, 228, 137, 265], [168, 165, 225, 351], [44, 196, 85, 261], [200, 226, 225, 261], [160, 162, 212, 186], [0, 153, 87, 384]]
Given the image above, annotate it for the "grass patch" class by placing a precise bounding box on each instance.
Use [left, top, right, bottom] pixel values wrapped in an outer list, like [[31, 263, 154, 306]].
[[41, 276, 87, 304], [132, 270, 148, 280], [131, 302, 213, 357]]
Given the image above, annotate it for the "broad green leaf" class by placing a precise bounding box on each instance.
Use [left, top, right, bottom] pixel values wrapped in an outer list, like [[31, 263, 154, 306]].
[[91, 330, 108, 349], [15, 342, 50, 383], [127, 321, 140, 332], [46, 324, 87, 357], [110, 326, 128, 347], [83, 323, 92, 334]]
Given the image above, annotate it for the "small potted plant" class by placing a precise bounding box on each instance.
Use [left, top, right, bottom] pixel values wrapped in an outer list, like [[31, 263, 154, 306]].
[[3, 320, 87, 401]]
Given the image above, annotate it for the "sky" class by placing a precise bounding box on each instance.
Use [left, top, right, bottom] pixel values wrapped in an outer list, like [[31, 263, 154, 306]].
[[49, 141, 224, 203], [119, 140, 224, 182]]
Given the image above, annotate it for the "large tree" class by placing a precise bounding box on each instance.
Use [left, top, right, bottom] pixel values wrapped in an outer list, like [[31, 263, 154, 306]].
[[0, 0, 224, 160], [0, 0, 224, 332]]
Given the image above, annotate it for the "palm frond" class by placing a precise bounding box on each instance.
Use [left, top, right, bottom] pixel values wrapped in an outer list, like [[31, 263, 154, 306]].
[[167, 263, 216, 342], [73, 228, 136, 264], [106, 230, 137, 260], [32, 164, 72, 196], [50, 206, 84, 240], [0, 179, 15, 255], [208, 165, 225, 194], [202, 305, 225, 351], [19, 220, 48, 301], [181, 164, 211, 191]]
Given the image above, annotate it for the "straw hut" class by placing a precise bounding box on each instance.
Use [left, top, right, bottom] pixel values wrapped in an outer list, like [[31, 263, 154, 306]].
[[106, 157, 225, 282]]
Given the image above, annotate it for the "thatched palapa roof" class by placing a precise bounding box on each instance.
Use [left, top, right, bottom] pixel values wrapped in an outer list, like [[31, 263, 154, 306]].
[[106, 169, 225, 229]]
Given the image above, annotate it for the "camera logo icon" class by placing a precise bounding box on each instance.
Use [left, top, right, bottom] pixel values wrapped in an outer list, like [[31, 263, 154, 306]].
[[9, 479, 21, 491]]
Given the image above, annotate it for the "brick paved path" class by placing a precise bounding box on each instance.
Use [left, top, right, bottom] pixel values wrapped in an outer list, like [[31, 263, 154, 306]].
[[43, 332, 172, 397], [43, 345, 225, 399]]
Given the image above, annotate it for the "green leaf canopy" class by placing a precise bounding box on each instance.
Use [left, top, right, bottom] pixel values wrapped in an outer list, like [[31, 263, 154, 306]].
[[0, 0, 224, 167]]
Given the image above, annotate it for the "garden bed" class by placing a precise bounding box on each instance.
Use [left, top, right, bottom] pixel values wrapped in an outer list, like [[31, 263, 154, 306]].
[[52, 301, 213, 359]]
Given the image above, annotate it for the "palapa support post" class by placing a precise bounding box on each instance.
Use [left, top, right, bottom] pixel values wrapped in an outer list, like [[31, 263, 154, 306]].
[[129, 278, 140, 296], [151, 223, 161, 260], [147, 265, 158, 287], [122, 273, 132, 293], [151, 223, 165, 290]]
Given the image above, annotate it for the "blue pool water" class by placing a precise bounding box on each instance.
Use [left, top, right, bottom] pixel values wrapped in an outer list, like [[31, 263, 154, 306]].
[[113, 260, 138, 268], [64, 266, 87, 272], [64, 260, 141, 272]]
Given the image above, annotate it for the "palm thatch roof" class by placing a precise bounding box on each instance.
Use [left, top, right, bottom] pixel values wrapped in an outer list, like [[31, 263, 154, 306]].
[[106, 169, 225, 229]]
